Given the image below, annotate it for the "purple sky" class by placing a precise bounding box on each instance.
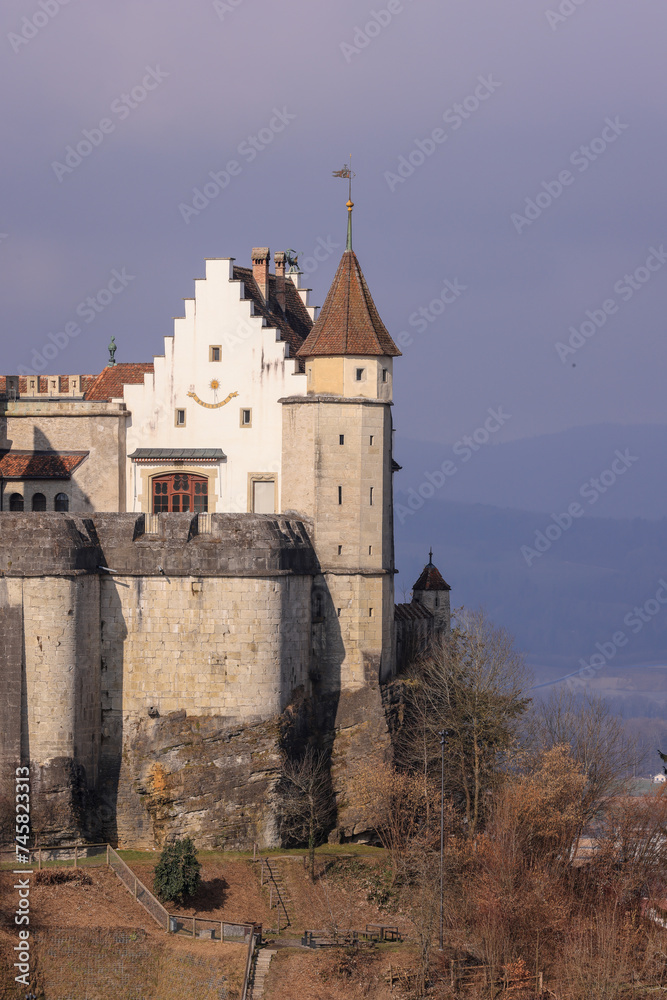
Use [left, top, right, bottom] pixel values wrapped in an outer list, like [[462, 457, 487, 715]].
[[1, 0, 665, 446]]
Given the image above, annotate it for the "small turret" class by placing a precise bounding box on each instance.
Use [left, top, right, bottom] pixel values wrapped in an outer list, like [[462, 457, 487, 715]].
[[412, 549, 451, 632]]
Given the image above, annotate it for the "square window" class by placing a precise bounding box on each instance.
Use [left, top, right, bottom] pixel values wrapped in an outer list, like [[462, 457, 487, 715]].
[[240, 408, 252, 427], [175, 408, 186, 427], [368, 545, 372, 555], [338, 545, 342, 555], [339, 434, 344, 445], [338, 486, 342, 504], [369, 486, 374, 505], [337, 608, 341, 617], [209, 345, 221, 362], [355, 368, 365, 381], [369, 608, 374, 617], [369, 435, 374, 446], [382, 368, 388, 382]]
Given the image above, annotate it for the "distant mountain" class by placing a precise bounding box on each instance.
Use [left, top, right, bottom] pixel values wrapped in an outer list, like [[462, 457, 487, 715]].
[[394, 498, 667, 688], [394, 423, 667, 521]]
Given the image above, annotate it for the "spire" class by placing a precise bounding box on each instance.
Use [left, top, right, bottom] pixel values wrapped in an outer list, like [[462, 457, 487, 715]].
[[413, 554, 450, 593], [346, 155, 353, 251], [297, 163, 401, 359]]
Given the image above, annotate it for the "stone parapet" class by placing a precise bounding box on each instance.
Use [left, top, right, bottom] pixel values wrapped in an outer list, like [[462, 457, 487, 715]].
[[0, 512, 318, 578]]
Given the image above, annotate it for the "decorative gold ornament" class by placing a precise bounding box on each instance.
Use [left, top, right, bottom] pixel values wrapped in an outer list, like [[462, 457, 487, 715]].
[[187, 389, 239, 409]]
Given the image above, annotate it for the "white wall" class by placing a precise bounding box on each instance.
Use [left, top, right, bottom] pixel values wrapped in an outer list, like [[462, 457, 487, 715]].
[[123, 258, 308, 512]]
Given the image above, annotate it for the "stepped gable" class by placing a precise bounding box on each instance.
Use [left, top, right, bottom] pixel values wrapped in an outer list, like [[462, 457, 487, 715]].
[[84, 362, 154, 401], [296, 250, 401, 358], [413, 558, 451, 592], [233, 266, 313, 356]]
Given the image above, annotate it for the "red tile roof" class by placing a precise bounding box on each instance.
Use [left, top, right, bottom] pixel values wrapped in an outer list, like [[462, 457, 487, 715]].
[[84, 363, 154, 401], [413, 560, 451, 592], [0, 450, 88, 479], [232, 266, 313, 358], [296, 251, 400, 359], [0, 376, 96, 395], [394, 602, 434, 622]]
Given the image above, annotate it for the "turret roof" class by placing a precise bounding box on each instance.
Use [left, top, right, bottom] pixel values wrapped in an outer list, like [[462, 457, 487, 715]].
[[413, 552, 451, 592], [296, 250, 401, 359]]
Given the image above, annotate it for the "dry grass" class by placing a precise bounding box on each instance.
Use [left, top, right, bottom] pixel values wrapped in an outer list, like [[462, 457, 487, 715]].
[[264, 945, 419, 1000]]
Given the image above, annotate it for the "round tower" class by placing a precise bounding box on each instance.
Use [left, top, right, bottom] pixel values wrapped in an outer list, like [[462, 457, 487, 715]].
[[280, 197, 401, 688]]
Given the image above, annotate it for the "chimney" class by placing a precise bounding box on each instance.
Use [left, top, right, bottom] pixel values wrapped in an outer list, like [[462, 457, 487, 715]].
[[251, 247, 270, 302], [274, 251, 286, 312]]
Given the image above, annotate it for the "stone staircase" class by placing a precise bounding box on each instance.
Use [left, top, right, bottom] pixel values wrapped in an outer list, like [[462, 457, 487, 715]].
[[248, 946, 276, 999]]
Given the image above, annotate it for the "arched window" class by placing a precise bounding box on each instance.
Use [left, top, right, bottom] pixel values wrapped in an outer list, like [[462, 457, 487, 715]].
[[54, 493, 69, 512], [152, 473, 208, 513], [9, 493, 24, 511], [32, 493, 46, 511]]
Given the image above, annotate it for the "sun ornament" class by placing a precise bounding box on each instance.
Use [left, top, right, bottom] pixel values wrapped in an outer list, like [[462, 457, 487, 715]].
[[209, 379, 220, 391]]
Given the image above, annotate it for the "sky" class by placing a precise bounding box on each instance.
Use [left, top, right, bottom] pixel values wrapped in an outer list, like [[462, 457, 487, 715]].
[[1, 0, 666, 662], [2, 0, 666, 441]]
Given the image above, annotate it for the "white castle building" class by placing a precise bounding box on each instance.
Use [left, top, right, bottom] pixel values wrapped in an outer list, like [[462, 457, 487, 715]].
[[0, 206, 450, 847]]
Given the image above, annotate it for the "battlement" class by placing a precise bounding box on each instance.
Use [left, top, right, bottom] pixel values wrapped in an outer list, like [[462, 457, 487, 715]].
[[0, 374, 86, 398], [0, 512, 317, 577]]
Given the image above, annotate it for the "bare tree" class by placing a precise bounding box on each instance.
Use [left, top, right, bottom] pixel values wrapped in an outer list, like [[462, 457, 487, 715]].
[[395, 608, 531, 836], [356, 761, 445, 874], [278, 746, 335, 879], [526, 687, 643, 830]]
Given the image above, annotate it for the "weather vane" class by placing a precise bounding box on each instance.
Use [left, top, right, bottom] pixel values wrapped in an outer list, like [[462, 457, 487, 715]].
[[332, 156, 356, 249]]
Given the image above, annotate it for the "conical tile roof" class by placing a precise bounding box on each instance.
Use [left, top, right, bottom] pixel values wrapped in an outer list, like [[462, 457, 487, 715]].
[[296, 250, 401, 358], [413, 556, 451, 592]]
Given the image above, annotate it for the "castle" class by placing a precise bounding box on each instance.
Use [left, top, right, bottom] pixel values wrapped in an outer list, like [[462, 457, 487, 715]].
[[0, 206, 450, 848]]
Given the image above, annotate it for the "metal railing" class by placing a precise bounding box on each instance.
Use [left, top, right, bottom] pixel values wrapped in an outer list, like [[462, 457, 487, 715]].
[[258, 855, 290, 929], [107, 845, 169, 931], [241, 928, 260, 1000], [0, 843, 108, 869]]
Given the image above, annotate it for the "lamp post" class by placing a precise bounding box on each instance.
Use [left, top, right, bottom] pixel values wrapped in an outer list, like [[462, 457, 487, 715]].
[[439, 728, 446, 951]]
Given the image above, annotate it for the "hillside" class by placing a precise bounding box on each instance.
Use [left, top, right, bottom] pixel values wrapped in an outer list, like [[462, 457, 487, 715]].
[[0, 851, 415, 1000]]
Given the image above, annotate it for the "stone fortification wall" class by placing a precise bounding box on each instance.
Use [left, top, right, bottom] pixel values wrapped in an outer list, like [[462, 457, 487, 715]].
[[0, 512, 319, 845]]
